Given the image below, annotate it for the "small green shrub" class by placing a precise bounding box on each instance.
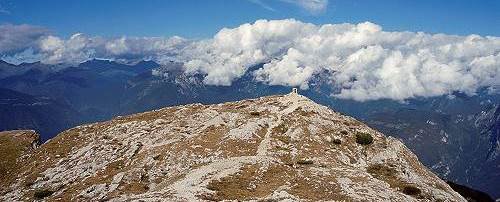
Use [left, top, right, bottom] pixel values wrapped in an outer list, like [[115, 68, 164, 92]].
[[296, 159, 314, 165], [355, 132, 374, 145], [34, 189, 54, 199], [402, 184, 421, 196], [339, 130, 348, 135], [249, 111, 260, 116], [332, 138, 342, 144]]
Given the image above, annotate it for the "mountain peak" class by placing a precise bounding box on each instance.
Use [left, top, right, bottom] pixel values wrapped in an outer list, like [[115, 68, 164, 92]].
[[19, 61, 42, 66], [0, 60, 9, 65], [0, 95, 465, 201], [0, 60, 17, 67], [79, 58, 116, 66]]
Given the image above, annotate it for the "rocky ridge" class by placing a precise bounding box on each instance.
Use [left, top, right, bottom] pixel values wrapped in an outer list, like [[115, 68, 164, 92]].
[[0, 93, 465, 201]]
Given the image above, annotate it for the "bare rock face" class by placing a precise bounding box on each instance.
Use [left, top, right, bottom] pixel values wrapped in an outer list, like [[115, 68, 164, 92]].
[[0, 93, 465, 201]]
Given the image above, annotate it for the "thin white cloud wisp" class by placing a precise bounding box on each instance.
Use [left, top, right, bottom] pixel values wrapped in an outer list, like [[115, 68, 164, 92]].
[[248, 0, 328, 14]]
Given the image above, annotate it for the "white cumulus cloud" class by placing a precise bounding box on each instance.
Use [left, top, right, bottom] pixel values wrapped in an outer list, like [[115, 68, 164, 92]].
[[181, 19, 500, 101]]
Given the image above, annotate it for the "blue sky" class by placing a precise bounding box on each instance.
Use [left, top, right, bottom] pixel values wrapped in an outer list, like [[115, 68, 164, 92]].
[[0, 0, 499, 38]]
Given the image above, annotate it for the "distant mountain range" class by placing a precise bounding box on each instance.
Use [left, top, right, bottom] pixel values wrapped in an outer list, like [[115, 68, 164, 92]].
[[0, 59, 499, 198], [0, 88, 80, 137]]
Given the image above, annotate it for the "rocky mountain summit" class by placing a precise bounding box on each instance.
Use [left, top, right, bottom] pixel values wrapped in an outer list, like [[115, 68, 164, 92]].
[[0, 92, 465, 201]]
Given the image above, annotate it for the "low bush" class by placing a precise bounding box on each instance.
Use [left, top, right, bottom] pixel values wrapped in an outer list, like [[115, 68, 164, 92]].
[[296, 159, 314, 165], [402, 184, 422, 196], [355, 132, 374, 145], [34, 189, 54, 199], [332, 138, 342, 144], [249, 111, 260, 116]]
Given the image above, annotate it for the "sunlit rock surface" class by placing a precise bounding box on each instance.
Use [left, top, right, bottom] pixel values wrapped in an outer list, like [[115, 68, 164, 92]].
[[0, 93, 465, 201]]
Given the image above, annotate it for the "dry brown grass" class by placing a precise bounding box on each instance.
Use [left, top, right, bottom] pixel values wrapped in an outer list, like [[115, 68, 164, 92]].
[[119, 182, 149, 194], [0, 135, 24, 186], [0, 131, 39, 193], [367, 164, 424, 198], [272, 123, 288, 135], [294, 107, 316, 117], [287, 169, 348, 201], [206, 164, 291, 200]]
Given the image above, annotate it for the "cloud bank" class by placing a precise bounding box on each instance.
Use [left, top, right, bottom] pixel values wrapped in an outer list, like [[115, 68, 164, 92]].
[[2, 19, 500, 101], [0, 24, 49, 55], [182, 19, 500, 101], [38, 34, 188, 64]]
